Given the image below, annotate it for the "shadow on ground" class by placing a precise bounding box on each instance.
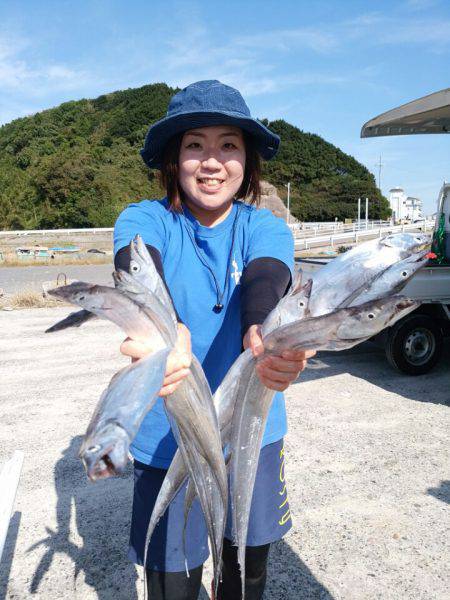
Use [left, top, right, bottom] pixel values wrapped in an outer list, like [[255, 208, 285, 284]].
[[0, 511, 21, 600], [427, 480, 450, 505], [27, 436, 138, 599], [299, 341, 450, 406], [266, 539, 334, 599]]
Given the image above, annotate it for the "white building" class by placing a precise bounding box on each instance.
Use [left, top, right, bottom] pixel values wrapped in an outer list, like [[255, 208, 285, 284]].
[[388, 187, 423, 222]]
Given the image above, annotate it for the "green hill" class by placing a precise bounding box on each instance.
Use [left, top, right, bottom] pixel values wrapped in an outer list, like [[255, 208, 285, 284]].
[[0, 83, 390, 229]]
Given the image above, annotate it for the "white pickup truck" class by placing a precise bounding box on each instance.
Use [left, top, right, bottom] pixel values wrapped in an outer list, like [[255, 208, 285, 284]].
[[360, 89, 450, 374]]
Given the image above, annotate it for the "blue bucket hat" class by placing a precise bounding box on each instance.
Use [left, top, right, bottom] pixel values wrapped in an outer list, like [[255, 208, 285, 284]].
[[140, 80, 280, 169]]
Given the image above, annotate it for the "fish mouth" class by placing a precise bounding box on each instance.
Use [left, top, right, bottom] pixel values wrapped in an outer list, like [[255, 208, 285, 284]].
[[80, 445, 125, 481], [394, 298, 417, 310], [80, 425, 129, 481]]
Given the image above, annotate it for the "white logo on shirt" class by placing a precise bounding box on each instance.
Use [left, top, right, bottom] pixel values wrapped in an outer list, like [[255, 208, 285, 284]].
[[231, 257, 242, 285]]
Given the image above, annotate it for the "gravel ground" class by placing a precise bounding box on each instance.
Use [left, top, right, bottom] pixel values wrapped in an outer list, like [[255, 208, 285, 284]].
[[0, 307, 449, 600]]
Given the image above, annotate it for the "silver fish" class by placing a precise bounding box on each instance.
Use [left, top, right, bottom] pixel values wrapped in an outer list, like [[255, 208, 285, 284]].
[[116, 254, 227, 593], [305, 233, 429, 316], [130, 234, 177, 320], [113, 270, 177, 346], [263, 296, 419, 353], [162, 401, 226, 597], [346, 252, 429, 307], [261, 276, 312, 337], [48, 282, 166, 349], [229, 295, 420, 598], [50, 280, 225, 491], [80, 347, 170, 480], [46, 234, 177, 334]]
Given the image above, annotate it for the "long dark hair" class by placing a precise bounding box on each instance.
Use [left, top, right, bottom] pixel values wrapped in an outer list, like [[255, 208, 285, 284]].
[[158, 130, 262, 211]]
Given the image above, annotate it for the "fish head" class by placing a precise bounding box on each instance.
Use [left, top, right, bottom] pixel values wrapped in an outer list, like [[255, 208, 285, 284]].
[[262, 279, 312, 337], [48, 282, 107, 311], [129, 235, 151, 274], [130, 235, 161, 291], [337, 296, 420, 339], [379, 252, 429, 292], [353, 251, 430, 304], [79, 423, 129, 481], [113, 269, 145, 295], [381, 233, 430, 257]]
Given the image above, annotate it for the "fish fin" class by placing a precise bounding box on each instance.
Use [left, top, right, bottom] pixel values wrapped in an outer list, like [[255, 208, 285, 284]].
[[45, 309, 95, 332]]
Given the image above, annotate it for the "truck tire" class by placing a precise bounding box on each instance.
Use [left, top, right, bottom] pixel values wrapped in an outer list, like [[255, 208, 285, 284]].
[[385, 314, 443, 375]]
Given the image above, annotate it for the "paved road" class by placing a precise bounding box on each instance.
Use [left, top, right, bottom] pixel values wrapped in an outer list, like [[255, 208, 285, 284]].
[[0, 259, 322, 296], [0, 263, 114, 295]]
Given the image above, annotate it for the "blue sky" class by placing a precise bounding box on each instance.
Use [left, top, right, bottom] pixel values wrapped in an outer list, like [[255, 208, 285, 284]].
[[0, 0, 449, 215]]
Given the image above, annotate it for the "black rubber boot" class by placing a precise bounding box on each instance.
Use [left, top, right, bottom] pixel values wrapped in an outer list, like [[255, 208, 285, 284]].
[[216, 538, 270, 600], [146, 565, 203, 600]]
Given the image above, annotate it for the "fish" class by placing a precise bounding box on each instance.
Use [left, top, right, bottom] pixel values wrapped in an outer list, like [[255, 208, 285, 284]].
[[229, 295, 420, 598], [261, 276, 312, 337], [144, 244, 430, 569], [112, 270, 177, 346], [48, 282, 166, 349], [129, 235, 177, 320], [346, 252, 429, 306], [143, 348, 255, 593], [305, 233, 430, 316], [143, 349, 255, 569], [263, 296, 420, 354], [80, 347, 170, 480], [45, 234, 177, 334], [161, 399, 226, 598], [52, 267, 226, 592]]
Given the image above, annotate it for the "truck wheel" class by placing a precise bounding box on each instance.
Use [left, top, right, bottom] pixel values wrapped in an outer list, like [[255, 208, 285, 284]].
[[385, 314, 443, 375]]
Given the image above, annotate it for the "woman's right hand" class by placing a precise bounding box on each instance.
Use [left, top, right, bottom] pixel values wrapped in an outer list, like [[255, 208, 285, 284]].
[[120, 323, 192, 396]]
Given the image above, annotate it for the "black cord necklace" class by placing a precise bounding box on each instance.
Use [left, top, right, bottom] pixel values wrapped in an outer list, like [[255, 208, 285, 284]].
[[181, 202, 242, 313]]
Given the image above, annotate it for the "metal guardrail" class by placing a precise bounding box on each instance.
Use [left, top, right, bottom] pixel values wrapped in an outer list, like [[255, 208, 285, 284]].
[[294, 221, 434, 250], [290, 220, 433, 239], [0, 227, 113, 238], [0, 221, 434, 244]]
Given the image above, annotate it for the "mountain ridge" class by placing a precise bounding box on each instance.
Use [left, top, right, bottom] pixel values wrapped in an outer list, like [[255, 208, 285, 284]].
[[0, 82, 390, 229]]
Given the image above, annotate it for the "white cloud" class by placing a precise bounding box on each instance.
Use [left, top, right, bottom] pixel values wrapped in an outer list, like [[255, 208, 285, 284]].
[[0, 33, 93, 94]]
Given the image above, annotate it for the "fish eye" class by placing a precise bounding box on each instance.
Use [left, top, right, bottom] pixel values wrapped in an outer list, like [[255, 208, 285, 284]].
[[131, 263, 140, 272], [368, 313, 374, 319], [87, 445, 100, 453], [402, 271, 408, 277], [299, 301, 305, 307]]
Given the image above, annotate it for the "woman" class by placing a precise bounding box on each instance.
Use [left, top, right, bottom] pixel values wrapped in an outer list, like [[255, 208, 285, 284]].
[[114, 80, 314, 600]]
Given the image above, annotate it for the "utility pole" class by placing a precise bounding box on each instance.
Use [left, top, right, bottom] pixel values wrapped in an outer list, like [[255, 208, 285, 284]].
[[285, 182, 291, 225], [375, 155, 383, 190], [357, 197, 361, 229], [365, 197, 369, 229]]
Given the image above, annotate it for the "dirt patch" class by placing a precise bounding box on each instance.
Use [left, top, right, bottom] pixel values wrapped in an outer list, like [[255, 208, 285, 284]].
[[0, 308, 449, 599]]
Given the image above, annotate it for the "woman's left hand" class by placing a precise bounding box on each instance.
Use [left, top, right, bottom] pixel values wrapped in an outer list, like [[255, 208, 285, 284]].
[[243, 324, 316, 392]]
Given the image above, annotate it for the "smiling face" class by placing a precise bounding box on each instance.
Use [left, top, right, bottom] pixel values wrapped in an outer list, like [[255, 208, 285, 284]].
[[178, 125, 246, 226]]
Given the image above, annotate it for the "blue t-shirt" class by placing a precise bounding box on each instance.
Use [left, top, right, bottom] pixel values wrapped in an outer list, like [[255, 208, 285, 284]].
[[114, 198, 294, 468]]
